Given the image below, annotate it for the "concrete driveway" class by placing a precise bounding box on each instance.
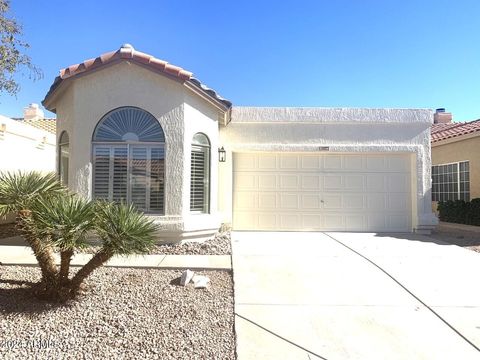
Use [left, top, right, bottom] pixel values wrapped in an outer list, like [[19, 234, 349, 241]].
[[232, 232, 480, 360]]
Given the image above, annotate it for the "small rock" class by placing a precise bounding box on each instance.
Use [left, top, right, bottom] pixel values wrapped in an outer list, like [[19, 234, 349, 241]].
[[180, 270, 195, 286], [192, 275, 210, 289]]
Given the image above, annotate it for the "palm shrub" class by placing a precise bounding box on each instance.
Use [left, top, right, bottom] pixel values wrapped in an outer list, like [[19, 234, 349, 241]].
[[0, 172, 64, 285], [0, 172, 158, 301]]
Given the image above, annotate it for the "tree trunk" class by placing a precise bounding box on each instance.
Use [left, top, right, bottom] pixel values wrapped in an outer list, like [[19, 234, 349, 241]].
[[16, 210, 58, 285], [69, 248, 113, 294], [59, 249, 74, 285]]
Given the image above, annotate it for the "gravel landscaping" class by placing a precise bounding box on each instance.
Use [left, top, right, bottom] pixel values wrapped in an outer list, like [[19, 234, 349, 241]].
[[0, 225, 232, 256], [80, 231, 232, 256], [0, 266, 235, 360]]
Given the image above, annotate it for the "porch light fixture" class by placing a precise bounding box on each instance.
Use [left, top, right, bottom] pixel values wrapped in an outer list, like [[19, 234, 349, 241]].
[[218, 147, 226, 162], [0, 123, 5, 139]]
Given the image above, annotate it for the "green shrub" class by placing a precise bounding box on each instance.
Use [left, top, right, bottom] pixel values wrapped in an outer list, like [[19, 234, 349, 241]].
[[438, 198, 480, 226]]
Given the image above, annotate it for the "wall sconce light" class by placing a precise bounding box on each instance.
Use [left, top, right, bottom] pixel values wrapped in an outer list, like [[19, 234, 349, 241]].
[[218, 147, 226, 162], [0, 123, 5, 139]]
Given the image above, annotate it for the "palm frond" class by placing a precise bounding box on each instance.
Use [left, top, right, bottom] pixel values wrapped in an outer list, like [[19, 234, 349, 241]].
[[29, 193, 96, 251], [94, 202, 158, 255], [0, 171, 65, 216]]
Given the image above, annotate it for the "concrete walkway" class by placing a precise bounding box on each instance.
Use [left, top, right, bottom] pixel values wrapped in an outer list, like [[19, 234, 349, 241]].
[[232, 231, 480, 360], [0, 240, 231, 270]]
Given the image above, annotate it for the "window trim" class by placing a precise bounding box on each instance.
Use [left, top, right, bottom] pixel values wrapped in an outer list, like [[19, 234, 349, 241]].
[[190, 133, 210, 214], [58, 131, 69, 186], [432, 160, 470, 202]]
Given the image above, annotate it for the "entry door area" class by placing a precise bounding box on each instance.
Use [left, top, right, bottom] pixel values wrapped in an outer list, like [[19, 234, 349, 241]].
[[232, 152, 412, 232]]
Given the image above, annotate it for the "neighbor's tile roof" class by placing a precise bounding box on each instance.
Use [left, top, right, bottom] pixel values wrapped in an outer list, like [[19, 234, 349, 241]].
[[42, 44, 231, 110], [431, 119, 480, 143], [13, 118, 57, 134]]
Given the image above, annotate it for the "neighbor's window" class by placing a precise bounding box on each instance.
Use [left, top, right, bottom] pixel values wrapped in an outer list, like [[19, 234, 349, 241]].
[[92, 107, 165, 213], [58, 131, 69, 186], [190, 133, 210, 213], [432, 161, 470, 202]]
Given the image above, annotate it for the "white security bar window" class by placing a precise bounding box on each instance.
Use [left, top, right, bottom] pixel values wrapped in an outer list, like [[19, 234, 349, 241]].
[[92, 107, 165, 213], [58, 131, 69, 186], [432, 161, 470, 202], [190, 133, 210, 213]]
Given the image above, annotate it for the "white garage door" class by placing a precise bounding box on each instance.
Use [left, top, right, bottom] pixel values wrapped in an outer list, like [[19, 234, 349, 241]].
[[233, 153, 412, 232]]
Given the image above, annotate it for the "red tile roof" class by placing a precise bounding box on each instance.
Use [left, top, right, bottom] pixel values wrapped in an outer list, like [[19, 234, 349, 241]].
[[43, 44, 231, 110], [12, 118, 57, 134], [431, 119, 480, 143]]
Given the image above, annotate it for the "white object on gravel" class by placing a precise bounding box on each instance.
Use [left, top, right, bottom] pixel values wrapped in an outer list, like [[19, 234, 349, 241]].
[[192, 275, 210, 289], [180, 269, 195, 286]]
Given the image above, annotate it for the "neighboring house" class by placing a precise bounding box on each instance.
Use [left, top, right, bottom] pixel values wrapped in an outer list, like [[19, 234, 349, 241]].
[[41, 44, 437, 241], [431, 108, 480, 208], [0, 104, 56, 173], [0, 104, 56, 224]]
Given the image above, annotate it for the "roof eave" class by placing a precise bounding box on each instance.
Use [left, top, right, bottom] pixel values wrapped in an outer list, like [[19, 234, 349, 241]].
[[432, 131, 480, 146]]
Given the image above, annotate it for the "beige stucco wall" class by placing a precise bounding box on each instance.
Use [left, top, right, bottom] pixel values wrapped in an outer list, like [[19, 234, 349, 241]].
[[51, 62, 221, 242], [219, 107, 437, 233], [432, 136, 480, 200]]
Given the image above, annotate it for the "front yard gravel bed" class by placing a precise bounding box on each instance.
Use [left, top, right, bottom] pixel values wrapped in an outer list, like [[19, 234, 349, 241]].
[[82, 231, 232, 256], [0, 266, 235, 360], [152, 231, 231, 255]]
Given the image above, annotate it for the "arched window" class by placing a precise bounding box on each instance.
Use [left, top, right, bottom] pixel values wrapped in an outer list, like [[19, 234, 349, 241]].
[[190, 133, 210, 213], [58, 131, 69, 186], [92, 107, 165, 213]]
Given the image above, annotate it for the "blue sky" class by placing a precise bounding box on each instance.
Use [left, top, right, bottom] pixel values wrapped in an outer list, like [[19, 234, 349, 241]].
[[2, 0, 479, 121]]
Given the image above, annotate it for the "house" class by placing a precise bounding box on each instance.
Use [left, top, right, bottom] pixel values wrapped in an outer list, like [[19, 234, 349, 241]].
[[0, 104, 56, 173], [431, 108, 480, 207], [41, 44, 437, 242], [0, 104, 56, 224]]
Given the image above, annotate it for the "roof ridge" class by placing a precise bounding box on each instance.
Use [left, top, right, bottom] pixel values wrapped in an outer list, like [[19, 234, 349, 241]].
[[43, 44, 231, 111]]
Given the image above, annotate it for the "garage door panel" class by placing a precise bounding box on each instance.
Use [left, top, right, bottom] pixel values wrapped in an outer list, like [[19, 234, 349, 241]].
[[301, 194, 321, 209], [344, 175, 365, 190], [344, 194, 365, 209], [258, 213, 277, 229], [302, 214, 322, 228], [279, 155, 299, 169], [236, 154, 257, 170], [366, 156, 387, 171], [280, 214, 300, 229], [387, 174, 409, 192], [367, 193, 387, 210], [236, 174, 257, 189], [279, 175, 299, 189], [323, 194, 342, 209], [367, 214, 387, 230], [324, 214, 344, 229], [324, 175, 343, 190], [234, 192, 257, 209], [279, 193, 299, 209], [346, 215, 366, 230], [366, 174, 386, 191], [301, 155, 321, 170], [388, 215, 409, 230], [387, 193, 408, 211], [388, 155, 410, 172], [324, 155, 343, 170], [258, 193, 276, 209], [233, 153, 412, 232], [344, 155, 364, 170], [301, 175, 321, 190], [258, 154, 277, 170]]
